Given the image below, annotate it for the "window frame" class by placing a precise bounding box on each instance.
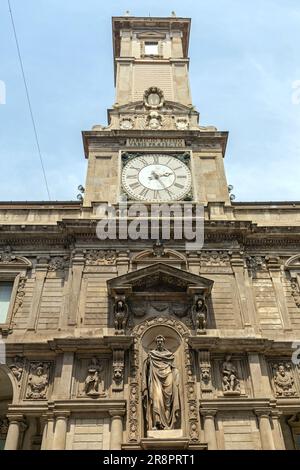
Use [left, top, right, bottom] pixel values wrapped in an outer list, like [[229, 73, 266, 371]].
[[141, 39, 162, 58], [0, 279, 15, 325], [0, 257, 31, 335], [144, 41, 159, 56]]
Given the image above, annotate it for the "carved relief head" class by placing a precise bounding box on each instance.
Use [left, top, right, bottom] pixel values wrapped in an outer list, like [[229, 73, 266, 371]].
[[201, 366, 211, 382], [155, 335, 165, 351], [113, 366, 124, 383]]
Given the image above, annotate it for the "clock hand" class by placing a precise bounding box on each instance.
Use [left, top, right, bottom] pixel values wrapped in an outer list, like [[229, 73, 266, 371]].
[[148, 170, 159, 181], [157, 176, 166, 189]]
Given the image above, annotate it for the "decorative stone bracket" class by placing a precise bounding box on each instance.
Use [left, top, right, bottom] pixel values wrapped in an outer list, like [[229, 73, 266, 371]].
[[104, 336, 133, 392]]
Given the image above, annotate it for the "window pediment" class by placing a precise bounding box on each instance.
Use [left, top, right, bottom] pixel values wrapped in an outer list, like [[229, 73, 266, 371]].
[[107, 262, 213, 297]]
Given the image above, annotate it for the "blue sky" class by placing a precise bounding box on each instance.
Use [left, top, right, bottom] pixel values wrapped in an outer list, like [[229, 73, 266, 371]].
[[0, 0, 299, 202]]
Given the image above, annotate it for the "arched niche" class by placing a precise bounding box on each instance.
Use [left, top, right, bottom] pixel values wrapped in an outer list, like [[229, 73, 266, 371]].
[[284, 254, 300, 306], [140, 324, 183, 433]]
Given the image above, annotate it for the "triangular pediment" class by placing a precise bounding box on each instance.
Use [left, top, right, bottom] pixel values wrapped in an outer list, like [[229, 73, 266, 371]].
[[107, 263, 213, 297], [111, 100, 195, 114], [136, 31, 167, 40]]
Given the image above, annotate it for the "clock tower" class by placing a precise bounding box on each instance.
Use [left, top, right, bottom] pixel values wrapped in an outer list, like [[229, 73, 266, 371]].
[[82, 15, 231, 214]]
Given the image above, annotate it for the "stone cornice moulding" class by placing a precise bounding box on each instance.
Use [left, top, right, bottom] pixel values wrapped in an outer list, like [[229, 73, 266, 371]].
[[189, 337, 300, 354], [8, 399, 126, 415], [200, 398, 275, 412]]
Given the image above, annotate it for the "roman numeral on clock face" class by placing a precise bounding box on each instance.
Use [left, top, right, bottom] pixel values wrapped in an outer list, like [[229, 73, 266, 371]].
[[174, 182, 185, 189], [139, 187, 149, 198], [152, 155, 159, 164], [164, 188, 174, 198], [129, 182, 140, 190]]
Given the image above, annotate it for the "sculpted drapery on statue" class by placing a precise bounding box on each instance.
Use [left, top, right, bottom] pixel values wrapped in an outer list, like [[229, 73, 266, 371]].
[[142, 335, 181, 431]]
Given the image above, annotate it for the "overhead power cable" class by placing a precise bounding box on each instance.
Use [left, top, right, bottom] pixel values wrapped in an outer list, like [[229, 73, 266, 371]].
[[7, 0, 51, 200]]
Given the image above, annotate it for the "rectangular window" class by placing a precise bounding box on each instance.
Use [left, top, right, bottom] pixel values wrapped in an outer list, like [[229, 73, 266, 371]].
[[144, 42, 159, 55], [0, 281, 13, 323]]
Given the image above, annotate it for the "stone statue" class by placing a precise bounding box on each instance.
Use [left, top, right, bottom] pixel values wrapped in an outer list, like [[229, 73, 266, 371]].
[[83, 357, 106, 397], [26, 363, 49, 399], [142, 335, 180, 430], [191, 296, 207, 334], [113, 298, 128, 334], [222, 354, 240, 394], [273, 363, 296, 397]]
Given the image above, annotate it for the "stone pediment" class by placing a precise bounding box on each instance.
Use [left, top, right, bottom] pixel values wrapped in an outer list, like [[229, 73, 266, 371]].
[[111, 100, 195, 114], [0, 248, 31, 269], [107, 263, 213, 298]]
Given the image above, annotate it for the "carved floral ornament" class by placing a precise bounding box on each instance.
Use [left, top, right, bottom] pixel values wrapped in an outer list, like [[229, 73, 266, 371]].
[[48, 256, 69, 271], [175, 117, 189, 130], [0, 418, 9, 438], [143, 87, 164, 109], [120, 116, 134, 130], [0, 246, 31, 268], [200, 251, 230, 267], [12, 277, 26, 317], [85, 249, 116, 266]]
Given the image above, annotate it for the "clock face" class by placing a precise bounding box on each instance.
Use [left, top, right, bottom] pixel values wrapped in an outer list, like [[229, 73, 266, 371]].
[[122, 154, 192, 201]]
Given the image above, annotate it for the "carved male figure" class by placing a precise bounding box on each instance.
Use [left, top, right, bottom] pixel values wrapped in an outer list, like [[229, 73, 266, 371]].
[[273, 363, 296, 397], [83, 358, 105, 397], [26, 363, 49, 399], [113, 298, 128, 334], [222, 354, 240, 393], [142, 335, 180, 431], [191, 296, 207, 334]]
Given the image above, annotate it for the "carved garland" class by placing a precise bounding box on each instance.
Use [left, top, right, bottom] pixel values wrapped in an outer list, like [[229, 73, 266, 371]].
[[128, 316, 200, 444], [85, 250, 116, 265], [12, 277, 27, 317]]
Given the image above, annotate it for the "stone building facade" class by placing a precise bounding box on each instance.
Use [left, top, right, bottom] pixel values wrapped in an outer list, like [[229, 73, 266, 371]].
[[0, 15, 300, 451]]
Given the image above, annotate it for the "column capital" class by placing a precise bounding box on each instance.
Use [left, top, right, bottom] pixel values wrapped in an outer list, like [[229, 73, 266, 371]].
[[270, 410, 282, 419], [200, 409, 217, 418], [42, 411, 55, 421], [54, 411, 70, 420], [109, 410, 125, 418], [255, 408, 271, 418], [6, 413, 25, 424]]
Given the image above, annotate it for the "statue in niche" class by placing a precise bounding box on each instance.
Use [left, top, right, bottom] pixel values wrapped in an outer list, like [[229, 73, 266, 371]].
[[26, 363, 49, 399], [273, 363, 296, 397], [191, 296, 207, 334], [222, 355, 240, 394], [113, 297, 128, 334], [142, 335, 180, 431], [83, 357, 106, 397]]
